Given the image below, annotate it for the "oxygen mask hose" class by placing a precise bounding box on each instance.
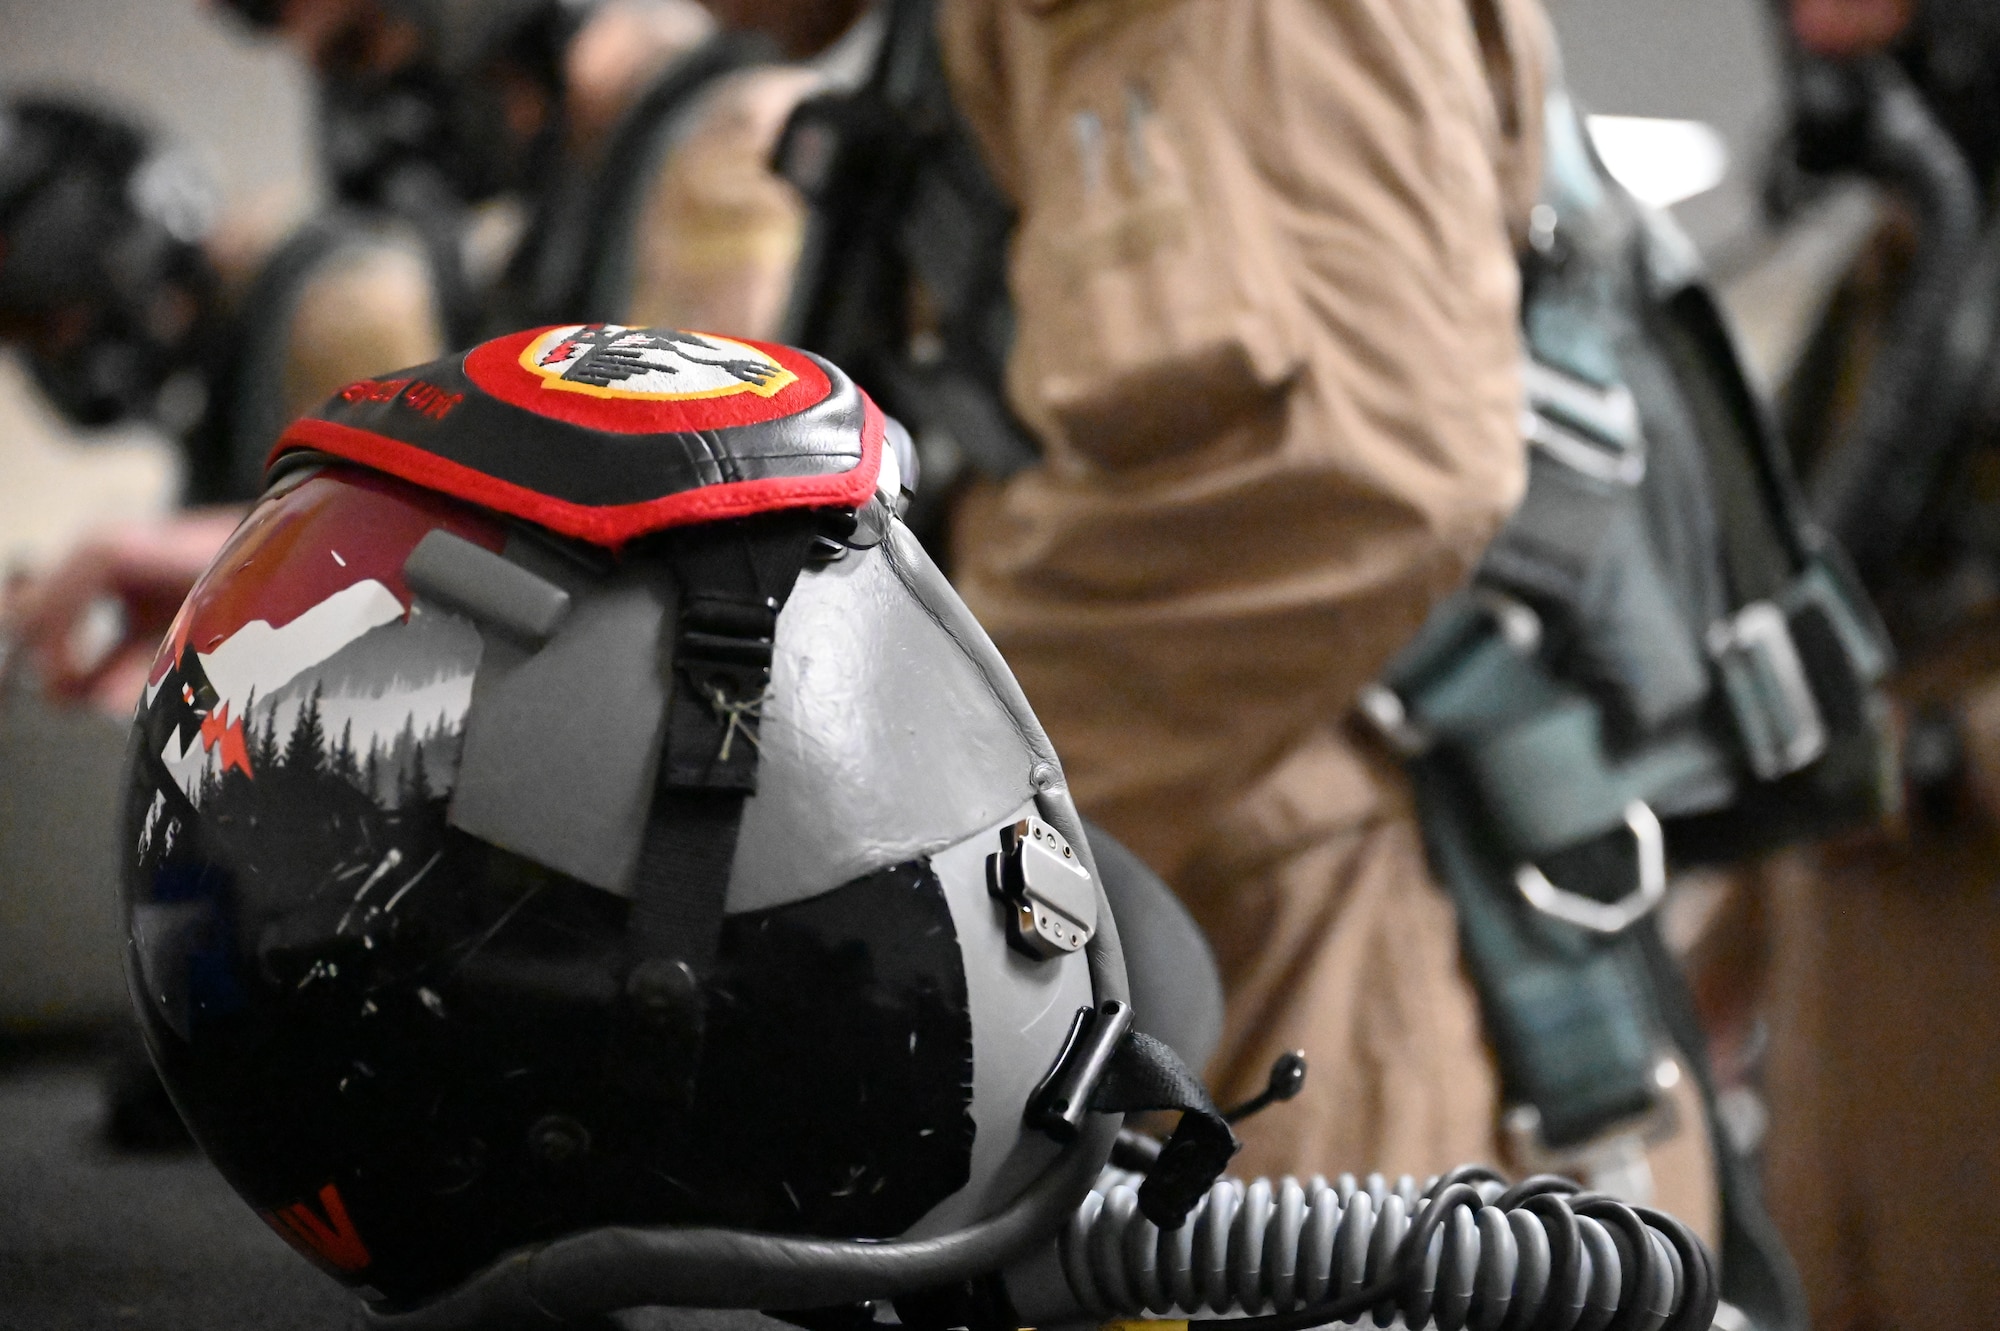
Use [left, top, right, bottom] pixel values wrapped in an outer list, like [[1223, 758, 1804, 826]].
[[1006, 1165, 1717, 1331]]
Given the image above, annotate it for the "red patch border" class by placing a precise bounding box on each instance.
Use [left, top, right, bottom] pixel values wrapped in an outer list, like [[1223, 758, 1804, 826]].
[[271, 395, 885, 548], [462, 327, 832, 434]]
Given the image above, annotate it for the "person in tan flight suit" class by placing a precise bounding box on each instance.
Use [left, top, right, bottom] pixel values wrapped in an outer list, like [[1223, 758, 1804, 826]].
[[936, 0, 1549, 1184], [670, 0, 1727, 1237]]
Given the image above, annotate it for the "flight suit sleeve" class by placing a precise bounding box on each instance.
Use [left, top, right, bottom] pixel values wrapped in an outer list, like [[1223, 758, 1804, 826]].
[[941, 0, 1546, 862]]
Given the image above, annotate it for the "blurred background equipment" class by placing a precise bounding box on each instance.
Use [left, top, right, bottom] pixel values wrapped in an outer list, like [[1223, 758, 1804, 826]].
[[0, 97, 219, 430], [1730, 3, 2000, 1329]]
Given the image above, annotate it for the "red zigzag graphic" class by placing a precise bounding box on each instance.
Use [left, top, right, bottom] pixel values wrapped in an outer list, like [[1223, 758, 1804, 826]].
[[261, 1181, 372, 1274]]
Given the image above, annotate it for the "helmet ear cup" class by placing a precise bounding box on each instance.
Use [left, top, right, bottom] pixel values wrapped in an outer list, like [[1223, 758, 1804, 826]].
[[1085, 821, 1222, 1073]]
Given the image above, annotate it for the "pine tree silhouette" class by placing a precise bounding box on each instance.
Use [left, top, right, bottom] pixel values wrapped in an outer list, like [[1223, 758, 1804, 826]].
[[364, 737, 383, 804], [389, 714, 417, 793], [331, 719, 359, 787], [400, 735, 431, 809], [251, 689, 280, 777], [284, 683, 328, 774]]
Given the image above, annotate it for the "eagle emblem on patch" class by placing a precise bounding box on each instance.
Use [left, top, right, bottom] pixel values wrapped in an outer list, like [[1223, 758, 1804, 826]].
[[521, 325, 798, 402]]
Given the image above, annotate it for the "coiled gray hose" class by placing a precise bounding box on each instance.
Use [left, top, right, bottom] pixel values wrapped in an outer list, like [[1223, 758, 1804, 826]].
[[1050, 1167, 1715, 1331]]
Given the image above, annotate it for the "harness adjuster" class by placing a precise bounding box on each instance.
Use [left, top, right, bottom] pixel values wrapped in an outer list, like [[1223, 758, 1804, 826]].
[[1709, 599, 1828, 781], [1513, 799, 1669, 935], [666, 596, 780, 791]]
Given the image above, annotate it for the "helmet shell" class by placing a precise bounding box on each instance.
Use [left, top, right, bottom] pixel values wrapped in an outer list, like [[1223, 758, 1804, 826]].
[[124, 328, 1097, 1306]]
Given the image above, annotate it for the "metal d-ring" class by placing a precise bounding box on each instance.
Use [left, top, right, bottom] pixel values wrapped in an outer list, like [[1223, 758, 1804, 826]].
[[1514, 800, 1667, 935]]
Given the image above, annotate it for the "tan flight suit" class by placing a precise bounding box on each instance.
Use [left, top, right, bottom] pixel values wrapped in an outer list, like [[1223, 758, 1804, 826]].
[[938, 0, 1541, 1183], [1749, 221, 2000, 1331]]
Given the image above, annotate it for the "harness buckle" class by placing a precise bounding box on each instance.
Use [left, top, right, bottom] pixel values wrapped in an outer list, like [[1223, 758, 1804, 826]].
[[1514, 799, 1668, 935], [1709, 599, 1828, 780]]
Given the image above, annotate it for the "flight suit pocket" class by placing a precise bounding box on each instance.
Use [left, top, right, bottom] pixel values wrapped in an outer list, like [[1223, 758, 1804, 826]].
[[1010, 10, 1304, 471]]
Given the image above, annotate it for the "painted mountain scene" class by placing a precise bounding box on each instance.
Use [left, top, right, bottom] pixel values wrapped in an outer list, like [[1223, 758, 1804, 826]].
[[146, 588, 480, 817], [125, 469, 505, 1038]]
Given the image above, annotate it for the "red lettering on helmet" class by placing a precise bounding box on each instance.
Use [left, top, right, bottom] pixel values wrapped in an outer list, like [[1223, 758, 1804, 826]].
[[338, 378, 413, 405], [401, 380, 464, 423], [261, 1181, 371, 1274]]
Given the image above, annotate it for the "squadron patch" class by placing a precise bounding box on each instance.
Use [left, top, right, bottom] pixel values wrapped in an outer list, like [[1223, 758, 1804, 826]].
[[460, 323, 831, 436], [276, 323, 876, 546], [520, 325, 798, 402]]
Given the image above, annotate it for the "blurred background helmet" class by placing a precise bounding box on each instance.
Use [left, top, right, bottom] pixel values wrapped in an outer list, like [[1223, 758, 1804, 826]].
[[215, 0, 579, 74], [0, 96, 217, 427], [214, 0, 589, 204], [120, 324, 1131, 1315]]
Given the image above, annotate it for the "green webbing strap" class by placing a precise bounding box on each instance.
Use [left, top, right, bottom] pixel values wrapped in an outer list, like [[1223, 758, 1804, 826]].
[[1383, 603, 1720, 1148], [1389, 608, 1722, 860], [1409, 757, 1661, 1149], [1391, 602, 1810, 1328], [1460, 700, 1718, 859]]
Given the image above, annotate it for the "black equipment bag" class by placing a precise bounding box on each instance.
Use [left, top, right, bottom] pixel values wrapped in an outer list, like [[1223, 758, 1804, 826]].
[[774, 0, 1037, 550]]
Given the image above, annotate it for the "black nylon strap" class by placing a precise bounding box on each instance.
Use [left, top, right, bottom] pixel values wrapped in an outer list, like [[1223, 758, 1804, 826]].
[[1091, 1030, 1240, 1229], [626, 789, 749, 971], [1635, 924, 1809, 1331], [612, 513, 822, 1105], [625, 512, 822, 972]]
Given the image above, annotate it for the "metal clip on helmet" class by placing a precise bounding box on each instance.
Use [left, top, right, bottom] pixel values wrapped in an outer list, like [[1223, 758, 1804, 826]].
[[119, 323, 1237, 1326]]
